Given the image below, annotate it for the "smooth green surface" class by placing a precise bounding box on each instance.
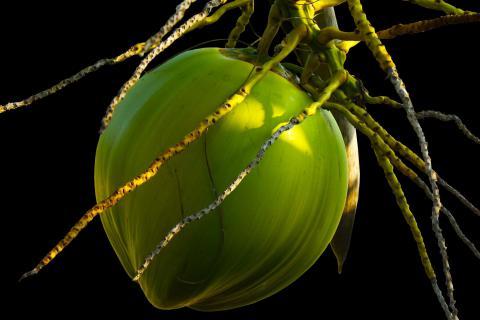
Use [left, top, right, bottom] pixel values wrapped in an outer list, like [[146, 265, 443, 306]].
[[94, 48, 348, 311]]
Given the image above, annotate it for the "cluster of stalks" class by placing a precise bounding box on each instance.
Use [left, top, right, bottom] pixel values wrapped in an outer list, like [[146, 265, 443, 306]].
[[2, 1, 479, 318]]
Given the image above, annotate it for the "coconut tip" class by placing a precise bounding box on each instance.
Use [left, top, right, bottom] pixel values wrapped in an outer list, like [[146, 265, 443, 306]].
[[18, 268, 38, 282]]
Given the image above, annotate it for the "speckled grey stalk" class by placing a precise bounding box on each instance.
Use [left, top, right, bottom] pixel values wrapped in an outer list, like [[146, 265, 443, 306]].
[[388, 67, 457, 320], [412, 177, 480, 261], [438, 178, 480, 217], [142, 0, 198, 54], [417, 110, 480, 145], [100, 0, 228, 132]]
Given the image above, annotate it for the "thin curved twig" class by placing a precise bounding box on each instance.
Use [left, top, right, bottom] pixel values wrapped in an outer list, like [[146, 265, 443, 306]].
[[417, 110, 480, 145]]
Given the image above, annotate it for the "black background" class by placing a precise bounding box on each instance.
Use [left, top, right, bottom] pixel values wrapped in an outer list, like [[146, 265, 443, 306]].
[[1, 1, 479, 319]]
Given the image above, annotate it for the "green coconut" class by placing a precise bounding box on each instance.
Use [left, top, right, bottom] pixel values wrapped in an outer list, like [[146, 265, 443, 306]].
[[94, 47, 348, 311]]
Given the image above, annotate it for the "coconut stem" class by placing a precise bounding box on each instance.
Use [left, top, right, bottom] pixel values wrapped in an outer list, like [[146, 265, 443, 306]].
[[257, 0, 283, 58], [226, 0, 254, 48]]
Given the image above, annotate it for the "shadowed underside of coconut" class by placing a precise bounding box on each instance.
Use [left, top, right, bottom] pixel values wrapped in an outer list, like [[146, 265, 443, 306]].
[[94, 48, 348, 311]]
